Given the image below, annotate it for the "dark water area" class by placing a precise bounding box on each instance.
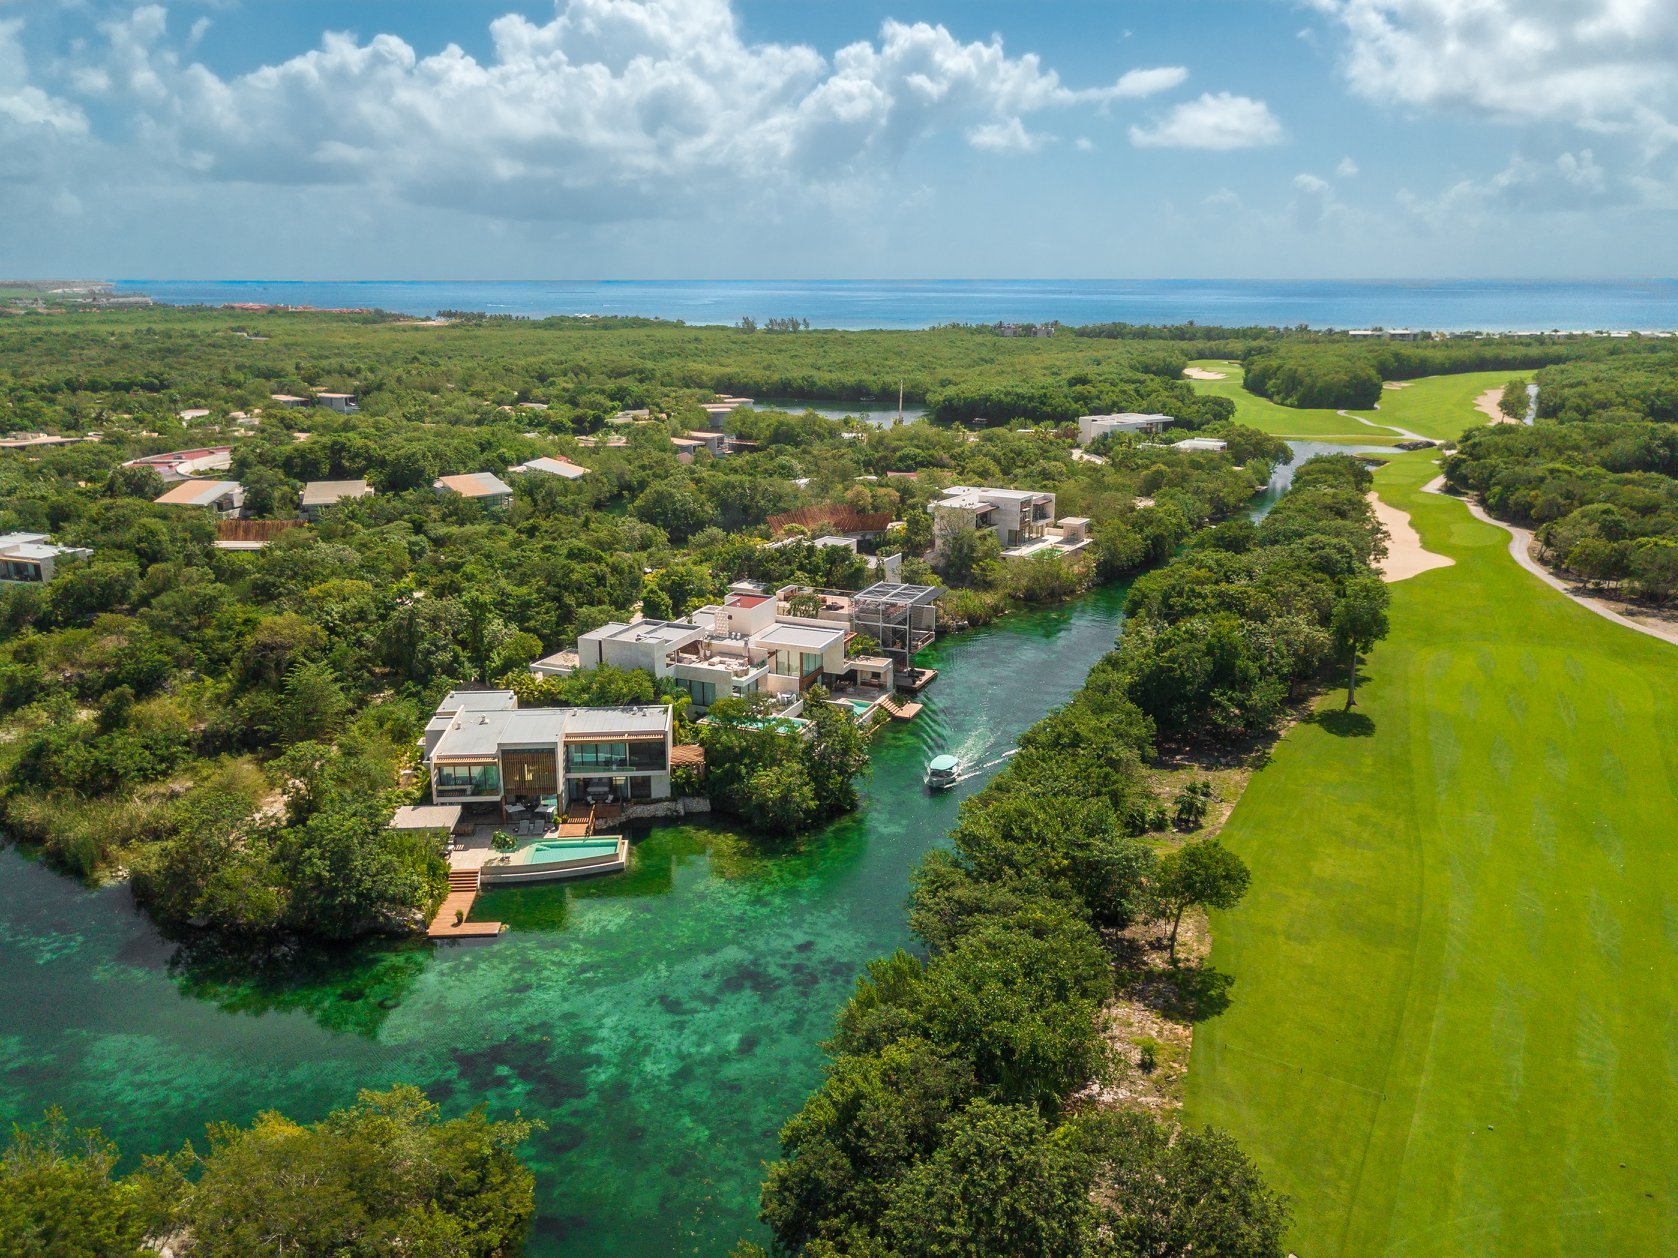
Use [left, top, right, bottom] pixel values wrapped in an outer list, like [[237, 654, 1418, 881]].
[[0, 583, 1132, 1256], [116, 277, 1678, 332]]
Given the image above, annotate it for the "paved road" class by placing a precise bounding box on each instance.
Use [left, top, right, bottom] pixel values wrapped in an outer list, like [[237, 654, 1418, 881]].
[[1425, 476, 1678, 648]]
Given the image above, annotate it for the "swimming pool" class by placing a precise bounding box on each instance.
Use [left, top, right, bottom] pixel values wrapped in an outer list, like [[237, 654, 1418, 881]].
[[520, 840, 622, 864]]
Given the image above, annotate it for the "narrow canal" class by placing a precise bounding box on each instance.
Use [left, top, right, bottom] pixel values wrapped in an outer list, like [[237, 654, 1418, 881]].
[[0, 582, 1133, 1255]]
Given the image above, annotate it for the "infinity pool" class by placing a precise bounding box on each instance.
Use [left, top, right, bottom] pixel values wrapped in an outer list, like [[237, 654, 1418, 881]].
[[520, 840, 622, 864]]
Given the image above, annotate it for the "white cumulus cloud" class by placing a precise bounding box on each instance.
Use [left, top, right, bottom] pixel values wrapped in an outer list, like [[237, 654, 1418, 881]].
[[1129, 92, 1284, 150], [64, 0, 1190, 220], [1309, 0, 1678, 140], [0, 17, 87, 135], [968, 117, 1043, 154]]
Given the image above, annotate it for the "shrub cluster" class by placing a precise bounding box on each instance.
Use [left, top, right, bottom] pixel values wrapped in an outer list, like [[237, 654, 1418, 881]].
[[1117, 455, 1388, 738], [1445, 421, 1678, 600], [0, 1086, 537, 1257]]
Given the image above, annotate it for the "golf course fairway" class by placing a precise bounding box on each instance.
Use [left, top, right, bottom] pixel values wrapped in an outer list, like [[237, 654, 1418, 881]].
[[1184, 450, 1678, 1255]]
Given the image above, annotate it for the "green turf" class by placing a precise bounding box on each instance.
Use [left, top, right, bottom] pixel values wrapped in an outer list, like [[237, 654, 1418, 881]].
[[1187, 360, 1399, 443], [1184, 449, 1678, 1254], [1346, 371, 1529, 444], [1186, 361, 1527, 446]]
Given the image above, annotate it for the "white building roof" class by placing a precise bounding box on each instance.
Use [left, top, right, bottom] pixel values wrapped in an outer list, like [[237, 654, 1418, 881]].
[[755, 621, 846, 651], [154, 479, 241, 507], [435, 472, 513, 498], [301, 479, 372, 507], [586, 619, 706, 648], [511, 456, 588, 479], [428, 699, 671, 759]]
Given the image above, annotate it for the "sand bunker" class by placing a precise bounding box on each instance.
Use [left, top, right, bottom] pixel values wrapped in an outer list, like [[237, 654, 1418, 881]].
[[1369, 491, 1454, 582], [1183, 367, 1227, 381], [1382, 381, 1413, 390], [1474, 387, 1517, 424]]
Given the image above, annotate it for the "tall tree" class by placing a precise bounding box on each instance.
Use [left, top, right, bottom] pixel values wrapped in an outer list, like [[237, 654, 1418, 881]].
[[1152, 838, 1251, 963], [1330, 574, 1390, 710]]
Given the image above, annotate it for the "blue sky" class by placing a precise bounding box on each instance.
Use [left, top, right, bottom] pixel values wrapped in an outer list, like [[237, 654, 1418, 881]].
[[2, 0, 1676, 279]]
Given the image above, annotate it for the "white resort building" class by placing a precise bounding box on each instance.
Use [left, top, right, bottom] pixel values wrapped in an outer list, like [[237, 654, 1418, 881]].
[[0, 532, 91, 584], [1077, 413, 1175, 445], [423, 689, 674, 813], [532, 589, 856, 714], [927, 485, 1091, 558], [510, 456, 589, 480]]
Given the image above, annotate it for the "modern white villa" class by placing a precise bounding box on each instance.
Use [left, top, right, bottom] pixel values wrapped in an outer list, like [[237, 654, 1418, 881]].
[[1077, 412, 1175, 445], [0, 532, 91, 583], [927, 486, 1091, 558], [532, 588, 856, 714], [423, 689, 674, 814]]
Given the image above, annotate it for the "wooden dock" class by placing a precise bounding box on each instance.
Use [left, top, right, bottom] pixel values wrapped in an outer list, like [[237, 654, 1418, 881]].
[[879, 693, 922, 721], [427, 867, 504, 940], [899, 667, 938, 693]]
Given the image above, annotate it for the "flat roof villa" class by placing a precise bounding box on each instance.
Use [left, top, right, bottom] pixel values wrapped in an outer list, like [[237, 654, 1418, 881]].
[[154, 479, 245, 516], [0, 532, 91, 584], [510, 455, 589, 480], [1172, 437, 1230, 453], [123, 446, 233, 482], [544, 589, 857, 713], [300, 478, 373, 521], [1078, 413, 1175, 445], [423, 689, 674, 812], [315, 392, 358, 412], [434, 472, 513, 508], [928, 485, 1090, 558], [673, 431, 729, 461]]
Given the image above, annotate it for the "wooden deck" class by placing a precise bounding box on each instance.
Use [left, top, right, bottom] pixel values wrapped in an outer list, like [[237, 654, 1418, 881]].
[[427, 868, 504, 940], [898, 667, 938, 693], [879, 693, 922, 721]]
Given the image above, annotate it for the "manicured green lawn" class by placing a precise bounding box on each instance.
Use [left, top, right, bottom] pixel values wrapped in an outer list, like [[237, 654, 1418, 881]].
[[1185, 450, 1678, 1255], [1187, 361, 1526, 445], [1187, 360, 1388, 442], [1346, 371, 1529, 444]]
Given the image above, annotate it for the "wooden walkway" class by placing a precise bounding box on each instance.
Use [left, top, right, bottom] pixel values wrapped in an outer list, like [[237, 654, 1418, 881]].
[[427, 867, 504, 940]]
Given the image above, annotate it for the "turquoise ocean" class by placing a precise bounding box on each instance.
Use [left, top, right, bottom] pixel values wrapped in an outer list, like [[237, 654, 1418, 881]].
[[116, 277, 1678, 332]]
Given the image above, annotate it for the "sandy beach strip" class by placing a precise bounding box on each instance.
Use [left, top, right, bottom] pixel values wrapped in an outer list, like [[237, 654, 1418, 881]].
[[1368, 491, 1454, 582]]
